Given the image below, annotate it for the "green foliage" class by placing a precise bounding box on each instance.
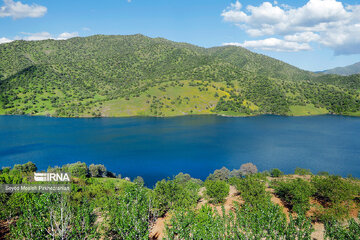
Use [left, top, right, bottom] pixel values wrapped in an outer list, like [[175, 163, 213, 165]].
[[10, 194, 98, 240], [206, 166, 230, 181], [312, 175, 358, 221], [273, 178, 314, 213], [62, 162, 89, 178], [204, 179, 229, 203], [271, 168, 284, 177], [1, 35, 360, 117], [89, 164, 107, 177], [312, 176, 357, 204], [166, 202, 313, 240], [230, 175, 270, 207], [106, 184, 151, 240], [13, 161, 37, 173], [294, 167, 312, 175], [133, 176, 145, 186], [153, 178, 201, 216], [165, 205, 235, 240], [324, 213, 360, 240]]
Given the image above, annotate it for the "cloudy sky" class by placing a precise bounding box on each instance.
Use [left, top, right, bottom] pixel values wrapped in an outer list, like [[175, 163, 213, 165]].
[[0, 0, 360, 71]]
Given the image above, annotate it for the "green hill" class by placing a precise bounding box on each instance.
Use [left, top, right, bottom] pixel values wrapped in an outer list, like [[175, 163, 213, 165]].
[[0, 34, 359, 117], [321, 62, 360, 76]]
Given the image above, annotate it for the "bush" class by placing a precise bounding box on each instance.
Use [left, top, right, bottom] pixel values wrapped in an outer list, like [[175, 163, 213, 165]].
[[312, 176, 356, 204], [106, 184, 150, 239], [317, 171, 330, 176], [204, 180, 229, 203], [274, 178, 314, 213], [89, 164, 107, 177], [271, 168, 284, 177], [230, 175, 270, 207], [2, 167, 10, 174], [206, 167, 230, 181], [239, 162, 258, 175], [133, 176, 144, 186], [294, 167, 312, 176], [325, 213, 360, 239], [13, 162, 37, 173], [62, 162, 89, 178], [153, 178, 200, 216], [312, 175, 358, 221]]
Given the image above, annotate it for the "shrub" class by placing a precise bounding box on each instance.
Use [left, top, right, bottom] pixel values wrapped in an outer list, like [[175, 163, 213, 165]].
[[174, 172, 191, 184], [165, 205, 233, 239], [312, 176, 356, 204], [153, 179, 200, 216], [274, 178, 314, 213], [106, 184, 150, 239], [13, 162, 37, 173], [206, 167, 230, 181], [89, 164, 107, 177], [312, 175, 357, 221], [133, 176, 144, 186], [324, 213, 360, 240], [317, 171, 330, 176], [239, 162, 258, 175], [204, 180, 229, 204], [2, 167, 10, 174], [11, 194, 98, 240], [62, 162, 89, 178], [294, 167, 312, 176], [271, 168, 284, 177], [230, 175, 270, 206]]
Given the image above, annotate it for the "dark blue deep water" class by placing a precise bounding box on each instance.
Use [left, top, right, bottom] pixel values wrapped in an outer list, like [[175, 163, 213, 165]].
[[0, 115, 359, 186]]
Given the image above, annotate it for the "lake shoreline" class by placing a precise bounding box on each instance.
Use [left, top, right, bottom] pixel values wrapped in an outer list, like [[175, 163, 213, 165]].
[[1, 112, 359, 119]]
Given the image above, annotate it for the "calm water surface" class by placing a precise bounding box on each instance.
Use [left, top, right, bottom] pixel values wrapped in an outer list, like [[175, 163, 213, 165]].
[[0, 115, 359, 186]]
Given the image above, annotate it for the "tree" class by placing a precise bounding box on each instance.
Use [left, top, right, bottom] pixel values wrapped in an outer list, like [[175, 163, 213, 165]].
[[89, 164, 107, 177], [207, 167, 230, 181], [271, 168, 284, 177], [240, 163, 258, 175], [134, 176, 144, 186]]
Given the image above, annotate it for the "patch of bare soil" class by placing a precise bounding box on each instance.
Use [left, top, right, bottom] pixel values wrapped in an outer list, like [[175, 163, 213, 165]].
[[149, 213, 171, 240], [311, 222, 325, 240], [265, 184, 291, 222]]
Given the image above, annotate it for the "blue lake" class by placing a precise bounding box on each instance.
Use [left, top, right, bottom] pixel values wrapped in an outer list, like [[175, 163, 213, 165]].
[[0, 115, 359, 186]]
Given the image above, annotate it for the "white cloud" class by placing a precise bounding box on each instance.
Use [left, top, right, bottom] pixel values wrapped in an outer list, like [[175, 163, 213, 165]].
[[19, 32, 52, 41], [57, 32, 79, 40], [0, 37, 12, 44], [82, 27, 91, 32], [222, 0, 360, 55], [0, 0, 47, 19], [0, 32, 79, 44], [224, 38, 312, 52], [284, 32, 320, 42]]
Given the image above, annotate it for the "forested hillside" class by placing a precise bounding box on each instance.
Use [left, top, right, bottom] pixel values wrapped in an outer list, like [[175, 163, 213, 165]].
[[0, 34, 359, 117], [321, 62, 360, 76]]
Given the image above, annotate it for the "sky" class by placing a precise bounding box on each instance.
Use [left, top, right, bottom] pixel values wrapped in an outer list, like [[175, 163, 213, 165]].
[[0, 0, 360, 71]]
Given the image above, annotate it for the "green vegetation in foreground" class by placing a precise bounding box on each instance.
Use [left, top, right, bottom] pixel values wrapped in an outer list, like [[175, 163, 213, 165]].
[[0, 34, 360, 117], [0, 162, 359, 239]]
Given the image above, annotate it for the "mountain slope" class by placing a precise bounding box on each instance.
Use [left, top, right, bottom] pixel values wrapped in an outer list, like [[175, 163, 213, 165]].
[[321, 62, 360, 76], [0, 34, 359, 117]]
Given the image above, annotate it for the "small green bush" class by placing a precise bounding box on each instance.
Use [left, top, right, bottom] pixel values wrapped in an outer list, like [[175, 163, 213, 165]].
[[271, 168, 284, 177], [294, 167, 312, 176], [274, 178, 314, 213], [230, 175, 270, 206], [204, 180, 229, 203]]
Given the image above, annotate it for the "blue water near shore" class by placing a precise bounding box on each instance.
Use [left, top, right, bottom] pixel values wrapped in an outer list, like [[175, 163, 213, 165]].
[[0, 115, 359, 186]]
